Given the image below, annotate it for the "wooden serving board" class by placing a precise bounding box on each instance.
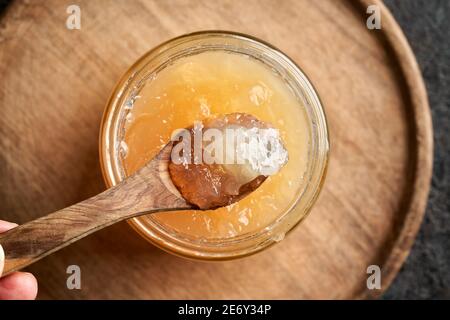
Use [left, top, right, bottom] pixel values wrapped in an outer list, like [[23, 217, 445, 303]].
[[0, 0, 432, 299]]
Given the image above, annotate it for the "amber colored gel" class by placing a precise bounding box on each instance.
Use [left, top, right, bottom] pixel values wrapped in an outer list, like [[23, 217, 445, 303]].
[[122, 51, 310, 239], [168, 113, 276, 210]]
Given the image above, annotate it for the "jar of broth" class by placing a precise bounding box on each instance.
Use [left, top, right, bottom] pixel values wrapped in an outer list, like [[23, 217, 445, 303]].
[[99, 31, 329, 260]]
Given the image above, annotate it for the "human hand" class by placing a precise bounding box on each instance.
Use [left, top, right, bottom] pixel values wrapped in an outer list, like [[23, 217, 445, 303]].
[[0, 220, 38, 300]]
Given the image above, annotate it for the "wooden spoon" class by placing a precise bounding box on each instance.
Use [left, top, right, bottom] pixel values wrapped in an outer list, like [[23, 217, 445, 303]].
[[0, 142, 193, 277], [0, 113, 287, 277]]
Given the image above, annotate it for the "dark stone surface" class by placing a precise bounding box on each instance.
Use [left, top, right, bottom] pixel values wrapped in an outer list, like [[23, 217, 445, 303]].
[[0, 0, 448, 299], [383, 0, 450, 300]]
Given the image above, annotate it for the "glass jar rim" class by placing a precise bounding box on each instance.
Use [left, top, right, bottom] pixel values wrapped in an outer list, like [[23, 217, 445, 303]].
[[99, 30, 329, 260]]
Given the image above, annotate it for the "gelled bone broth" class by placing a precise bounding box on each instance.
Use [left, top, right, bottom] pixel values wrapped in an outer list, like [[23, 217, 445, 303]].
[[122, 51, 310, 239]]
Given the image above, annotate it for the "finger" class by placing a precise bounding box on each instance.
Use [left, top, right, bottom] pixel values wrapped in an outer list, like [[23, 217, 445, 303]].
[[0, 244, 5, 277], [0, 220, 18, 233], [0, 244, 3, 277], [0, 220, 18, 277], [0, 220, 38, 300], [0, 272, 38, 300]]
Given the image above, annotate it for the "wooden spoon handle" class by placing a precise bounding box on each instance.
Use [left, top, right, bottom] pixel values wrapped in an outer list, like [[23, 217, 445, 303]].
[[0, 186, 190, 277], [0, 196, 115, 276], [0, 143, 192, 277], [0, 187, 140, 277]]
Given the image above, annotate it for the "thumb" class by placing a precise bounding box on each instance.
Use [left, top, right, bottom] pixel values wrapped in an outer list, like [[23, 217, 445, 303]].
[[0, 221, 19, 278], [0, 244, 3, 277]]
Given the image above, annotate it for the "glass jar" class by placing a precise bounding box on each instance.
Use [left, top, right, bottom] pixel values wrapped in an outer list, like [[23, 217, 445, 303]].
[[99, 31, 329, 260]]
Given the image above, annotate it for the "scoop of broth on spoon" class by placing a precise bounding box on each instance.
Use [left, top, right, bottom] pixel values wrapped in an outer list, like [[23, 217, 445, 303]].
[[0, 113, 288, 277]]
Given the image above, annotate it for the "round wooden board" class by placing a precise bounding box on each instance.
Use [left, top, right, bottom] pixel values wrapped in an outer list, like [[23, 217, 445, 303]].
[[0, 0, 432, 299]]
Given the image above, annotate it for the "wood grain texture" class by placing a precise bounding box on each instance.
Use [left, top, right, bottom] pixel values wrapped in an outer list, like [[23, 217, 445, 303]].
[[0, 143, 192, 276], [0, 0, 432, 299]]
